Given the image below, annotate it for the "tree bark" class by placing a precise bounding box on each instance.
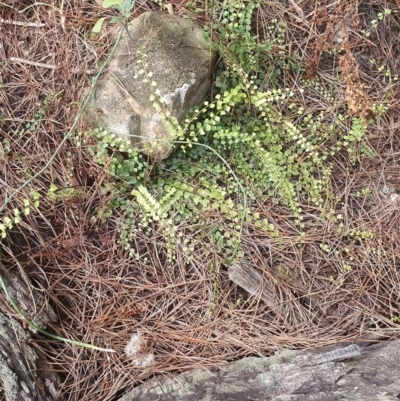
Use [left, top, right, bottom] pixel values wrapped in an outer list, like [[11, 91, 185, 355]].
[[0, 262, 61, 401]]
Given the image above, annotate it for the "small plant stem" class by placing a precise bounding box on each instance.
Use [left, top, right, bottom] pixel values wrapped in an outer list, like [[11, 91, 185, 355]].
[[0, 275, 115, 353]]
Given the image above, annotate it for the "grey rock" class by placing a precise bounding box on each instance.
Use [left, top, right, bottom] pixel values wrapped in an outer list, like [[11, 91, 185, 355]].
[[118, 341, 400, 401], [83, 12, 215, 159]]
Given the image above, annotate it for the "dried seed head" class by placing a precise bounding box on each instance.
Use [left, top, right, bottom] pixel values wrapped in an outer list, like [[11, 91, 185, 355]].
[[125, 331, 145, 357]]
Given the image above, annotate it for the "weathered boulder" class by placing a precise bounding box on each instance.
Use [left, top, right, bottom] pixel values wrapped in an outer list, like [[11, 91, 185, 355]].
[[83, 12, 215, 159]]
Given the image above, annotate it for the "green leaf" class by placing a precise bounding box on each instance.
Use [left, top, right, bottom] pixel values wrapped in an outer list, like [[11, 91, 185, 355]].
[[126, 176, 137, 184], [120, 0, 134, 13], [103, 0, 123, 8], [110, 16, 122, 24], [49, 183, 58, 192], [92, 18, 106, 33]]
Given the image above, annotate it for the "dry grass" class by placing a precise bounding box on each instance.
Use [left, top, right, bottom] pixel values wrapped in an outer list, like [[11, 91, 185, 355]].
[[1, 0, 400, 400]]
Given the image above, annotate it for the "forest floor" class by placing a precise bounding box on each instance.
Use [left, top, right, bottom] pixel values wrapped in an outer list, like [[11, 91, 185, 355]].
[[1, 1, 400, 400]]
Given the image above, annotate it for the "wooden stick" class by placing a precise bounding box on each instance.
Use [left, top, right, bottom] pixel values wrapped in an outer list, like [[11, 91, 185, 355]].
[[229, 261, 330, 329], [228, 262, 276, 307], [9, 57, 56, 70], [0, 19, 45, 28]]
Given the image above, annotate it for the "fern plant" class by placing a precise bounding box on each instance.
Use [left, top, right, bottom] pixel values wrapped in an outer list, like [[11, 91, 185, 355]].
[[85, 0, 377, 265]]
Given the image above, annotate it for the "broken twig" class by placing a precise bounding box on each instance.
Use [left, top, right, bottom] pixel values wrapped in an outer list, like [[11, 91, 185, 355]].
[[0, 19, 45, 28], [9, 57, 56, 70]]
